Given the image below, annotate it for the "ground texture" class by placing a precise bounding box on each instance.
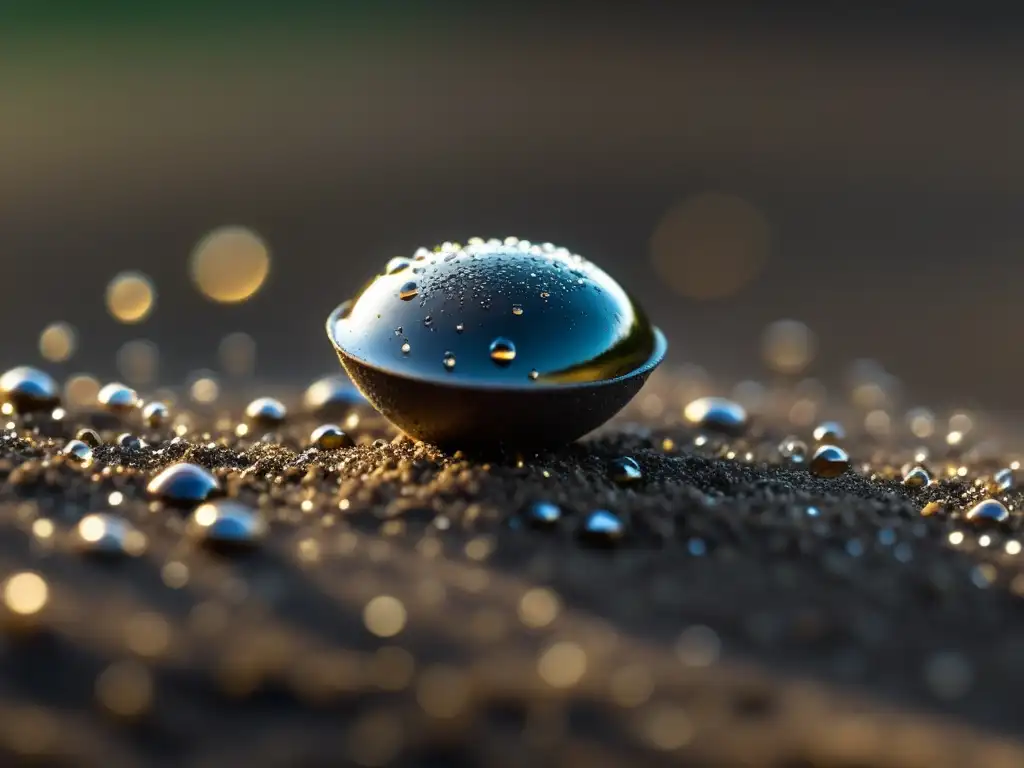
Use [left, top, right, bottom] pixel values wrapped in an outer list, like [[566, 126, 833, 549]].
[[0, 388, 1021, 768]]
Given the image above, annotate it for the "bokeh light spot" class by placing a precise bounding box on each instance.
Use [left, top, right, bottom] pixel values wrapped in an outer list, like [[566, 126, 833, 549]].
[[363, 595, 407, 638], [4, 572, 48, 616], [38, 323, 76, 363], [105, 272, 156, 324], [761, 319, 815, 375], [188, 372, 221, 404], [219, 332, 257, 377], [64, 374, 101, 409], [190, 226, 271, 303], [651, 193, 770, 300], [116, 340, 159, 387]]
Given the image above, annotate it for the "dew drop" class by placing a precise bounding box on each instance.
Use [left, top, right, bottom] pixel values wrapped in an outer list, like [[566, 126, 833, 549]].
[[489, 338, 517, 365], [683, 397, 747, 435], [188, 500, 265, 551], [455, 323, 464, 333], [443, 352, 456, 370], [62, 439, 93, 462], [244, 397, 287, 425], [399, 282, 419, 301], [423, 315, 432, 327], [778, 436, 808, 464], [310, 424, 354, 450], [98, 382, 140, 414], [578, 510, 624, 546], [303, 376, 366, 417], [117, 433, 142, 450], [0, 366, 59, 412], [512, 304, 524, 316], [965, 499, 1009, 526], [386, 257, 410, 275], [809, 445, 850, 478], [146, 463, 221, 507], [142, 401, 169, 428], [528, 369, 539, 381], [902, 466, 932, 488], [401, 342, 411, 355], [75, 428, 101, 447], [813, 421, 846, 443], [609, 456, 642, 485], [520, 500, 561, 529], [75, 514, 147, 558], [993, 467, 1015, 492]]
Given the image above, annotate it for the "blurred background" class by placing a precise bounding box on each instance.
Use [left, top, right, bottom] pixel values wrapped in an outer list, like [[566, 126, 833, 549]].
[[2, 2, 1022, 425]]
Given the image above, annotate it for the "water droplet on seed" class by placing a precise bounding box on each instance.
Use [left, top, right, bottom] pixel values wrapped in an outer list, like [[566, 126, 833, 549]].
[[528, 369, 539, 381], [455, 323, 464, 333], [399, 282, 419, 301], [443, 352, 456, 370], [512, 304, 523, 316], [489, 338, 516, 365], [386, 257, 410, 275], [401, 342, 411, 355]]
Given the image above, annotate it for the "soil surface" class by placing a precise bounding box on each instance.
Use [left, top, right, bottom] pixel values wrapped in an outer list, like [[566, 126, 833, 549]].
[[0, 384, 1021, 767]]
